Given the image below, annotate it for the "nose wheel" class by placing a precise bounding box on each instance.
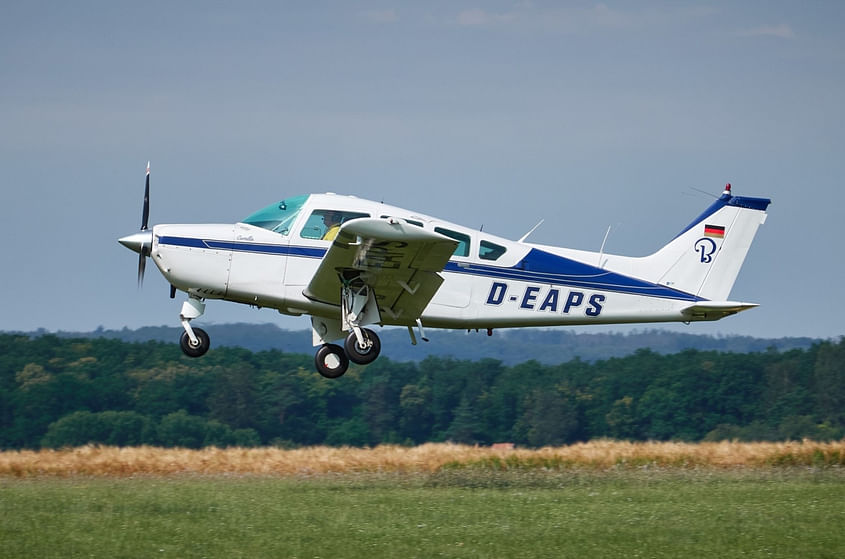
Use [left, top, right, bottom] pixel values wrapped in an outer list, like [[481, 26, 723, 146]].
[[180, 327, 210, 357], [178, 296, 210, 358]]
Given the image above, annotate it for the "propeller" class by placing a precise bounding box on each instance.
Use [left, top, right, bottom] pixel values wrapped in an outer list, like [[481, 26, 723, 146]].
[[118, 162, 154, 287], [138, 162, 151, 285]]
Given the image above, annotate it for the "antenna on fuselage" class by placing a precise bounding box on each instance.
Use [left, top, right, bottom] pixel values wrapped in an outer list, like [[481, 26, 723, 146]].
[[517, 219, 544, 243], [598, 225, 612, 267]]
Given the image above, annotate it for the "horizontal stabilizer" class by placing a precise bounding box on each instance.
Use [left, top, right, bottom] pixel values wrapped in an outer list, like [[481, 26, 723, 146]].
[[681, 301, 759, 321]]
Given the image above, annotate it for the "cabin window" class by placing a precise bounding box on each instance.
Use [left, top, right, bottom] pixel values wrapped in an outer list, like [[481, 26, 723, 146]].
[[434, 227, 470, 257], [479, 240, 507, 261], [241, 194, 308, 235], [300, 210, 369, 240]]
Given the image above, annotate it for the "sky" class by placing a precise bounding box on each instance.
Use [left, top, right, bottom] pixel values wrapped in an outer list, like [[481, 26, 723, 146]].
[[1, 1, 843, 340]]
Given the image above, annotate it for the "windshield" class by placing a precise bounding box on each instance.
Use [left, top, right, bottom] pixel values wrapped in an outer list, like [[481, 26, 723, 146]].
[[241, 194, 308, 235]]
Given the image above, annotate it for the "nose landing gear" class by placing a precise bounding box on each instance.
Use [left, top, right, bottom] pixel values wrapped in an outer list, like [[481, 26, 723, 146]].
[[180, 327, 210, 357], [178, 296, 210, 358]]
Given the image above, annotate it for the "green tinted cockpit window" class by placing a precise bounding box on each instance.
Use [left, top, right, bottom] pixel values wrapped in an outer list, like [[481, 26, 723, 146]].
[[241, 194, 308, 235]]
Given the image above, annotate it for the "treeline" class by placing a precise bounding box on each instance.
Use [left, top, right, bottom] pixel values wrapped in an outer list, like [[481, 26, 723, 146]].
[[41, 323, 818, 364], [0, 334, 842, 449]]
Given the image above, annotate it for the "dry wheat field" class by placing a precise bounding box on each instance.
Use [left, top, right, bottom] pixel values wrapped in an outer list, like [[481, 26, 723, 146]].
[[2, 440, 843, 477], [3, 441, 844, 558]]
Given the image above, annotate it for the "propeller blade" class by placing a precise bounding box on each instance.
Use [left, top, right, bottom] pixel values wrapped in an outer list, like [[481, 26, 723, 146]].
[[141, 161, 150, 230], [137, 250, 146, 287]]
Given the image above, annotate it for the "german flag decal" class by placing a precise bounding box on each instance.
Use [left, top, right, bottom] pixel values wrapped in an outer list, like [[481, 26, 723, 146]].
[[704, 224, 725, 238]]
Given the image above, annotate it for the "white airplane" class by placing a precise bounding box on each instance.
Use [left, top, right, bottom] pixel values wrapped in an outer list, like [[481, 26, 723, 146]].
[[119, 164, 771, 378]]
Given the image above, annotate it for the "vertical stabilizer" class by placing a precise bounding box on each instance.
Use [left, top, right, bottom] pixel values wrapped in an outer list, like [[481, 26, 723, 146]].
[[644, 185, 770, 300]]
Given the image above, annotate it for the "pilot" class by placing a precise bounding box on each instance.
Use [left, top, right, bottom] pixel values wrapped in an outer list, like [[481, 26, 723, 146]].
[[322, 211, 343, 241]]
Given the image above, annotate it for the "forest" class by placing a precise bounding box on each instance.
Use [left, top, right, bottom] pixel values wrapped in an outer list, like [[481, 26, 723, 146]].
[[1, 333, 842, 449]]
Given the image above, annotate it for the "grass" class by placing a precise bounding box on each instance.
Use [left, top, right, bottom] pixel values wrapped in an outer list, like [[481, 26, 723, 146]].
[[2, 442, 844, 557], [2, 470, 844, 558]]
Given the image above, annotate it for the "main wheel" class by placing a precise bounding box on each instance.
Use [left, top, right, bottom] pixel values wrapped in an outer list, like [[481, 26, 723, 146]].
[[344, 328, 381, 365], [315, 343, 349, 378], [180, 327, 210, 357]]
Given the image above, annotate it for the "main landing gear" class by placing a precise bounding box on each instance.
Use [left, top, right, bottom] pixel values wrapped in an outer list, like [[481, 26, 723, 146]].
[[314, 280, 382, 379], [175, 288, 382, 378], [314, 328, 381, 378]]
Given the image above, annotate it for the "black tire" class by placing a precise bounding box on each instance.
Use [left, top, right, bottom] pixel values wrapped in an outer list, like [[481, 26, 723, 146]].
[[344, 328, 381, 365], [315, 343, 349, 378], [180, 327, 210, 358]]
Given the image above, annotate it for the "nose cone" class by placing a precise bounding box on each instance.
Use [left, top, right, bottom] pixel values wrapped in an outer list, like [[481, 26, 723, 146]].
[[118, 230, 153, 254]]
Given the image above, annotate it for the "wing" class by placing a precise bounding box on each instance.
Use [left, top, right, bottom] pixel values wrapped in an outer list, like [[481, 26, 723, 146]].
[[303, 217, 458, 324]]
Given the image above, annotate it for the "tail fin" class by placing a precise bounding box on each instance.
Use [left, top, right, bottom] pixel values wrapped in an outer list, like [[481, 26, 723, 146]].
[[643, 185, 770, 300]]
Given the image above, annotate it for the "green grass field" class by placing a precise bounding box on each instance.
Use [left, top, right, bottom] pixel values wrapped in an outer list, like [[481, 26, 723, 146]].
[[2, 469, 844, 558]]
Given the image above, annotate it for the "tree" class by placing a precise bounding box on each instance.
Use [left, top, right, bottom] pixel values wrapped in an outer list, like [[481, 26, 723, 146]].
[[637, 387, 685, 440], [41, 411, 153, 448], [398, 383, 432, 443], [813, 341, 845, 425], [515, 388, 579, 447], [1, 332, 841, 449], [605, 396, 639, 439], [206, 363, 259, 429], [157, 410, 210, 448], [446, 395, 485, 444]]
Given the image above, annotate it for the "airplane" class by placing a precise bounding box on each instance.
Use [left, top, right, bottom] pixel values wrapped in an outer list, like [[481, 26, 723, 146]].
[[119, 163, 771, 378]]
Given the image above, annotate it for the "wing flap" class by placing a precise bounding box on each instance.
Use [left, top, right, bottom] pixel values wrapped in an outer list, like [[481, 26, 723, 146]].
[[303, 218, 458, 323]]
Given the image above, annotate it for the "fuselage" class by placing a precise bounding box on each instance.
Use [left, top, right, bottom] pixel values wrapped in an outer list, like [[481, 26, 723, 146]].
[[147, 193, 714, 330]]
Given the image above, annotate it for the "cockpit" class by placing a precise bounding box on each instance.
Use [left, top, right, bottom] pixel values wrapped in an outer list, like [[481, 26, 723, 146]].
[[241, 194, 309, 235], [241, 193, 509, 263], [241, 195, 369, 240]]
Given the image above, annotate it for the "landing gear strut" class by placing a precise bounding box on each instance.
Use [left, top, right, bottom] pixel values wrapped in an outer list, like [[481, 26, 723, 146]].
[[312, 279, 384, 378], [178, 296, 210, 358]]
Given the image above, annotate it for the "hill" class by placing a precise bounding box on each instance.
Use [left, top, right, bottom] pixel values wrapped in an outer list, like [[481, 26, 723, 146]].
[[23, 323, 822, 365]]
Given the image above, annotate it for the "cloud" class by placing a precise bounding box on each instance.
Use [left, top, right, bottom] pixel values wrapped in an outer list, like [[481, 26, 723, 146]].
[[361, 9, 399, 24], [588, 2, 635, 28], [455, 8, 516, 27], [736, 23, 795, 39], [450, 3, 716, 32]]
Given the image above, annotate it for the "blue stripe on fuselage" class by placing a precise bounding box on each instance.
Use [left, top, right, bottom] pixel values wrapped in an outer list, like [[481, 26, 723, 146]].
[[445, 249, 701, 302], [158, 236, 326, 258], [157, 236, 701, 301]]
